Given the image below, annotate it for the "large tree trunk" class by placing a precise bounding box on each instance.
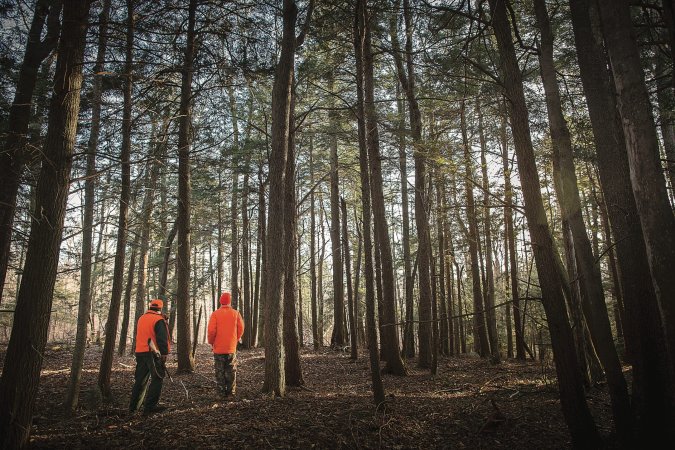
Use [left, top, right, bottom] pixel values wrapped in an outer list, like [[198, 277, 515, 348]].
[[0, 0, 61, 304], [597, 0, 675, 370], [487, 0, 600, 445], [355, 0, 385, 405], [263, 0, 297, 397], [64, 0, 110, 412], [534, 0, 632, 438], [98, 0, 134, 397], [176, 0, 198, 373], [0, 1, 91, 445], [328, 75, 346, 348], [570, 0, 675, 441], [477, 101, 500, 363], [460, 100, 490, 358], [118, 239, 138, 356], [363, 0, 406, 376]]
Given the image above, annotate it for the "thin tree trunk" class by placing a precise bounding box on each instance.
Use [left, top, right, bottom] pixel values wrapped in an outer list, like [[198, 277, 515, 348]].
[[64, 0, 110, 412], [284, 79, 303, 386], [174, 0, 198, 373], [355, 0, 385, 404], [436, 175, 449, 357], [363, 0, 406, 376], [98, 0, 134, 397], [500, 109, 525, 360], [256, 163, 267, 347], [395, 83, 414, 358], [328, 76, 346, 348], [0, 1, 90, 445], [390, 0, 431, 369], [118, 240, 138, 356], [342, 198, 357, 359], [460, 100, 490, 358], [477, 101, 500, 363], [310, 138, 319, 350], [487, 0, 600, 444]]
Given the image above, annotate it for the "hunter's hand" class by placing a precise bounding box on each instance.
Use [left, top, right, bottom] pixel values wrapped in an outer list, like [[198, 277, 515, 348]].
[[161, 355, 167, 363]]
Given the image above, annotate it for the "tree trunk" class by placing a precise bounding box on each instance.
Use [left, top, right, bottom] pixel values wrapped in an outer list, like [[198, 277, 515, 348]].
[[363, 0, 406, 376], [0, 1, 90, 445], [487, 0, 600, 445], [597, 0, 675, 375], [132, 119, 166, 352], [229, 84, 240, 312], [283, 79, 303, 386], [342, 197, 357, 359], [570, 0, 675, 440], [328, 76, 346, 348], [500, 109, 525, 360], [477, 101, 500, 363], [98, 0, 134, 398], [534, 0, 633, 438], [310, 138, 319, 350], [118, 240, 138, 356], [460, 100, 490, 358], [390, 0, 431, 369], [436, 176, 449, 357], [256, 163, 267, 347], [355, 0, 385, 405], [263, 0, 298, 397], [175, 0, 198, 373], [64, 0, 110, 412], [0, 0, 61, 304]]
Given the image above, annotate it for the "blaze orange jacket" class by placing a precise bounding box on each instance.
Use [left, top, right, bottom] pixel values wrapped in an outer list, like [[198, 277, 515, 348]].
[[135, 310, 170, 354], [207, 305, 244, 354]]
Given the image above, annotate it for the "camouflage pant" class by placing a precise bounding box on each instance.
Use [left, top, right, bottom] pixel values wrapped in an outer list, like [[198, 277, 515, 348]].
[[214, 353, 237, 397]]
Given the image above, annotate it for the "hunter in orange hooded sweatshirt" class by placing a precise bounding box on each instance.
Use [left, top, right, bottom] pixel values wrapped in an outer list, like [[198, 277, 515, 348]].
[[207, 292, 244, 397]]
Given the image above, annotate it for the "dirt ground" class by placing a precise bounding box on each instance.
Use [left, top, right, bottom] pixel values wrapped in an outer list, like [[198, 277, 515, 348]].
[[0, 344, 619, 449]]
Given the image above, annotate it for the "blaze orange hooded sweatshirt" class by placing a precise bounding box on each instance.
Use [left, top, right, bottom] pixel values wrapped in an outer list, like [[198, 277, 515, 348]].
[[208, 292, 244, 354]]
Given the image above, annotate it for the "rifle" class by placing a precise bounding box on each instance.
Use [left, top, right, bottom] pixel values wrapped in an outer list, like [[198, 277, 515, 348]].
[[148, 339, 173, 382]]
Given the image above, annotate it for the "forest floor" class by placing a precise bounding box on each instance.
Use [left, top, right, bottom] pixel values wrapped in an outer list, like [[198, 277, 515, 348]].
[[0, 344, 619, 449]]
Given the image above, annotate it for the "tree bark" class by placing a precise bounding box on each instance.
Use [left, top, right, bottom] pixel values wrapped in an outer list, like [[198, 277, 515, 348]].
[[342, 197, 358, 359], [64, 0, 110, 412], [500, 109, 525, 360], [310, 137, 319, 350], [534, 0, 632, 438], [0, 1, 90, 445], [0, 0, 61, 304], [487, 0, 600, 445], [263, 0, 297, 397], [355, 0, 385, 405], [363, 0, 406, 376], [284, 78, 303, 386], [98, 0, 134, 397], [460, 100, 490, 358], [175, 0, 198, 373], [477, 100, 500, 363], [570, 0, 675, 440], [328, 75, 346, 348]]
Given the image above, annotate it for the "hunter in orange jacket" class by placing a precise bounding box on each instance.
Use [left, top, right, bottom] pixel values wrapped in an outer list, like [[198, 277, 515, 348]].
[[208, 292, 244, 354]]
